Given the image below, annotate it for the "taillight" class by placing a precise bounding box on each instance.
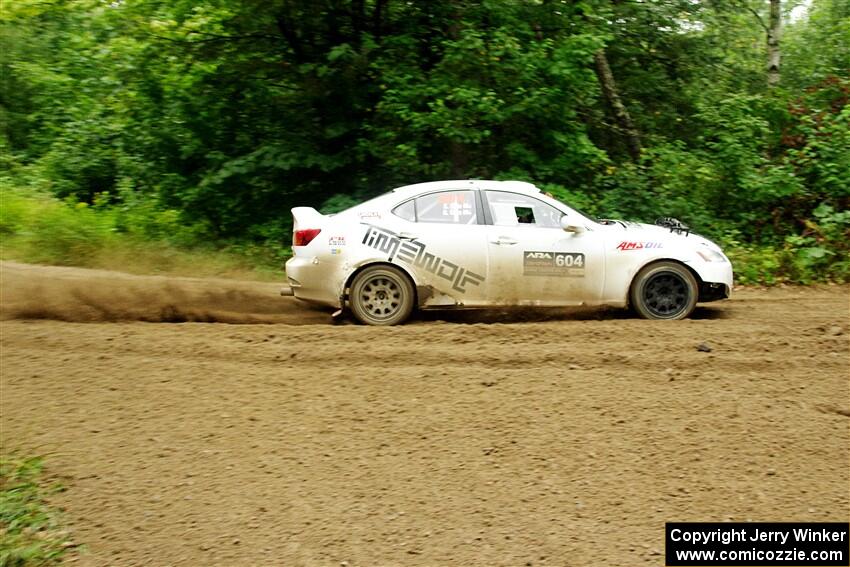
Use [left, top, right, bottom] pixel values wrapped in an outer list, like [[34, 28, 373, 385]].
[[293, 228, 321, 247]]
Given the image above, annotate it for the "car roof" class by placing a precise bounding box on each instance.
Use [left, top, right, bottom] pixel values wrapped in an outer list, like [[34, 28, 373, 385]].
[[390, 179, 540, 199]]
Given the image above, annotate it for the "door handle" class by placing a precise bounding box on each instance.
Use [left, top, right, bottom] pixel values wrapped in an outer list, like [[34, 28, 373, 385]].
[[397, 232, 417, 240], [490, 236, 518, 246]]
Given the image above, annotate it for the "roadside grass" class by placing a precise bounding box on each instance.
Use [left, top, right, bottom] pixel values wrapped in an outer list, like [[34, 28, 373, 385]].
[[0, 454, 72, 567], [1, 185, 847, 286], [0, 187, 288, 281]]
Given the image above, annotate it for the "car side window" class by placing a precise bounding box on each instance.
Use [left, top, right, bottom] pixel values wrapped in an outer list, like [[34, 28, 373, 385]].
[[412, 190, 478, 225], [485, 191, 563, 228], [391, 200, 416, 222]]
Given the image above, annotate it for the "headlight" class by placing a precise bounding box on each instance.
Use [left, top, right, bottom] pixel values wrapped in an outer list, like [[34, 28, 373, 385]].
[[696, 248, 727, 262]]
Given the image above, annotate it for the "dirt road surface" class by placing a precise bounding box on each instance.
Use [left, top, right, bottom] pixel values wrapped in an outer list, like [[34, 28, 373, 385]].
[[2, 262, 848, 566]]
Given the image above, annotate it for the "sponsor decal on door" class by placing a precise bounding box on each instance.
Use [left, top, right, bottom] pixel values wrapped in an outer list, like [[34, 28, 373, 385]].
[[523, 251, 585, 277]]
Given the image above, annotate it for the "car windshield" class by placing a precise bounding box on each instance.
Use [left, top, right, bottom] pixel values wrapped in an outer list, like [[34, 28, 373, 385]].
[[539, 193, 599, 224]]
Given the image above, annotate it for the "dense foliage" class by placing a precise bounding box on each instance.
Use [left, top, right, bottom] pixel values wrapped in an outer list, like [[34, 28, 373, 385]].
[[1, 0, 848, 282]]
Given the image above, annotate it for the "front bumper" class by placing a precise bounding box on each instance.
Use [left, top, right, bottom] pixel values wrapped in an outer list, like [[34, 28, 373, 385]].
[[699, 281, 730, 302], [690, 260, 733, 302]]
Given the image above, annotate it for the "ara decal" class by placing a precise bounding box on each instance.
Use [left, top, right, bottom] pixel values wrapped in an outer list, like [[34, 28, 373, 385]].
[[523, 251, 585, 277]]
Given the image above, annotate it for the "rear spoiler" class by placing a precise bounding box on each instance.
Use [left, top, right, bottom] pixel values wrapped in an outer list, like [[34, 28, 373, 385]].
[[291, 207, 325, 231]]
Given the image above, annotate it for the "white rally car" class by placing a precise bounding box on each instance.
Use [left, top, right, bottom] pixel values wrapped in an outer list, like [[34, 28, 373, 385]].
[[283, 180, 732, 325]]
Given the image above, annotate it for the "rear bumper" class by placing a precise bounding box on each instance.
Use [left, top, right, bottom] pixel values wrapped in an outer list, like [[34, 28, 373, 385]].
[[284, 255, 343, 308]]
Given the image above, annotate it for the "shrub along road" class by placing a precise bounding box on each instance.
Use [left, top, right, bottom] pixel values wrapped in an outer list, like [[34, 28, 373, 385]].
[[1, 263, 848, 566]]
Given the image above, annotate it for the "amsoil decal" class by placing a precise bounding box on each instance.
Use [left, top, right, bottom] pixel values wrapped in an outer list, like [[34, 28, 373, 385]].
[[328, 236, 346, 246], [616, 241, 663, 251], [362, 225, 485, 293], [523, 251, 585, 277]]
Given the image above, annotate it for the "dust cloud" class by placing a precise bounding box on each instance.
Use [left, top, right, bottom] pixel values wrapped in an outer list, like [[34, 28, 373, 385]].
[[0, 262, 328, 324]]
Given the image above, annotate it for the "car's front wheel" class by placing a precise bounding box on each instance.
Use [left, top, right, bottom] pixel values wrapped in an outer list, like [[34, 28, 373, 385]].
[[630, 261, 698, 320], [349, 265, 415, 326]]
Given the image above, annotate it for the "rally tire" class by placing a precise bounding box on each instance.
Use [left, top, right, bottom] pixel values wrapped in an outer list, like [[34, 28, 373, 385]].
[[349, 265, 415, 326], [630, 261, 699, 320]]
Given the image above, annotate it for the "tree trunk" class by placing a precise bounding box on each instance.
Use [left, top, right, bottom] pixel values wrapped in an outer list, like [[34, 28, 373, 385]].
[[593, 49, 642, 162], [449, 140, 468, 178], [767, 0, 781, 88]]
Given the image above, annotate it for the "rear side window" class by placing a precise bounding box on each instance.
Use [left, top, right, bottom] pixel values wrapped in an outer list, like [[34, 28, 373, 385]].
[[485, 191, 563, 228], [392, 190, 478, 225], [391, 200, 415, 221]]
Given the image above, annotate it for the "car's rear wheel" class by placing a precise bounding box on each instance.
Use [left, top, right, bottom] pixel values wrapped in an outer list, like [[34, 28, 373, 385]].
[[630, 261, 698, 320], [349, 265, 415, 326]]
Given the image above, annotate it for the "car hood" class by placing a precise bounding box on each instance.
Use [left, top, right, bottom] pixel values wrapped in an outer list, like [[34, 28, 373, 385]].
[[602, 220, 723, 252]]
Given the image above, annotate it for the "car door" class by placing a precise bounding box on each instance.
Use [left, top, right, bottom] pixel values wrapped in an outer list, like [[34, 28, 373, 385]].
[[377, 188, 491, 306], [482, 190, 606, 305]]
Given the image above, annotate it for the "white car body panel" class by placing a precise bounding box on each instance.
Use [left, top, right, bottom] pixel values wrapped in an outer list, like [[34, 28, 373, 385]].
[[285, 180, 733, 311]]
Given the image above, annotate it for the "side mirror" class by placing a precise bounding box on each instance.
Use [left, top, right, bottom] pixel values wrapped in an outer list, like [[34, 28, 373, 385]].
[[560, 216, 585, 233]]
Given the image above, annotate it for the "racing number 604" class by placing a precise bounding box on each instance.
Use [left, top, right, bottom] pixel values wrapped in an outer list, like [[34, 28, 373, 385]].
[[555, 253, 583, 268]]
